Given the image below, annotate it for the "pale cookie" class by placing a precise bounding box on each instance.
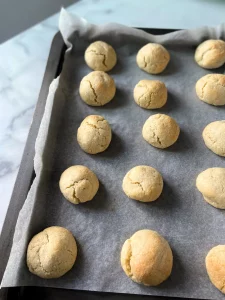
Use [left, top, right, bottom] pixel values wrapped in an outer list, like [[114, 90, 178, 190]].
[[77, 115, 112, 154], [85, 41, 117, 71], [203, 121, 225, 157], [195, 39, 225, 69], [59, 165, 99, 204], [142, 114, 180, 149], [27, 226, 77, 279], [136, 43, 170, 74], [195, 74, 225, 106], [121, 229, 173, 286], [122, 165, 163, 202], [196, 168, 225, 209], [79, 71, 116, 106], [133, 80, 167, 109], [206, 245, 225, 294]]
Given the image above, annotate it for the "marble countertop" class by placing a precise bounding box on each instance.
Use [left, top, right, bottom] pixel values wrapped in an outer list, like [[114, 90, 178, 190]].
[[1, 0, 225, 232]]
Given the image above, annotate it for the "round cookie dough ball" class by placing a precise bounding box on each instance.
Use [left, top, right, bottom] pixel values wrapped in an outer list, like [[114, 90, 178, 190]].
[[84, 41, 117, 72], [122, 165, 163, 202], [195, 74, 225, 106], [59, 165, 99, 204], [27, 226, 77, 279], [206, 245, 225, 294], [121, 229, 173, 286], [196, 168, 225, 209], [195, 39, 225, 69], [79, 71, 116, 106], [142, 114, 180, 149], [203, 121, 225, 157], [136, 43, 170, 74], [77, 115, 112, 154], [133, 80, 167, 109]]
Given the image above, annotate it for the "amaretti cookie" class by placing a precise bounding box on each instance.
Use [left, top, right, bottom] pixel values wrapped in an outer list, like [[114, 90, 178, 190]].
[[121, 229, 173, 286], [59, 165, 99, 204], [122, 165, 163, 202], [195, 39, 225, 69], [136, 43, 170, 74], [27, 226, 77, 279], [85, 41, 117, 71], [77, 115, 112, 154], [142, 114, 180, 149], [133, 80, 167, 109]]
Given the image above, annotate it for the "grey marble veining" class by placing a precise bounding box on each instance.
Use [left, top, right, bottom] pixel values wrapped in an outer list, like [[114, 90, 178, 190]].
[[1, 0, 225, 231]]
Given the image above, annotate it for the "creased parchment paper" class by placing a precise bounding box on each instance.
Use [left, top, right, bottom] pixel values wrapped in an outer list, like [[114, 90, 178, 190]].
[[2, 8, 225, 300]]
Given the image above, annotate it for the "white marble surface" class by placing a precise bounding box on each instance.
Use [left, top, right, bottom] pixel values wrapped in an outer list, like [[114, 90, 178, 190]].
[[1, 0, 225, 232]]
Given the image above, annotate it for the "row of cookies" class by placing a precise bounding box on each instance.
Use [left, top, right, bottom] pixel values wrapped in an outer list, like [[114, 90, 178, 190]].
[[84, 39, 225, 73], [26, 225, 225, 293], [59, 163, 225, 209], [76, 113, 225, 157], [79, 70, 225, 108]]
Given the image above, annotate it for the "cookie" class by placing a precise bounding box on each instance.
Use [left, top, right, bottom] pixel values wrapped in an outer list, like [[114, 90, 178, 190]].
[[122, 165, 163, 202], [27, 226, 77, 279], [142, 114, 180, 149], [133, 80, 167, 109], [121, 229, 173, 286], [136, 43, 170, 74], [195, 74, 225, 106], [206, 245, 225, 294], [195, 39, 225, 69], [85, 41, 117, 71], [77, 115, 112, 154], [203, 121, 225, 156], [59, 165, 99, 204], [79, 71, 116, 106], [196, 168, 225, 209]]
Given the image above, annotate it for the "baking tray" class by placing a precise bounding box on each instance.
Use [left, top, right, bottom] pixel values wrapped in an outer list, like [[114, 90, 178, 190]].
[[0, 28, 205, 300]]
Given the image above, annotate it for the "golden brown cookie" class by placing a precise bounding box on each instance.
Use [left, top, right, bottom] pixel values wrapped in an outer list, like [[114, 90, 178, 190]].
[[136, 43, 170, 74], [79, 71, 116, 106], [59, 165, 99, 204], [27, 226, 77, 279], [206, 245, 225, 293], [121, 229, 173, 286], [133, 80, 167, 109], [196, 168, 225, 209], [85, 41, 117, 71], [142, 114, 180, 149], [195, 39, 225, 69], [203, 121, 225, 156], [77, 115, 112, 154], [122, 165, 163, 202], [195, 74, 225, 106]]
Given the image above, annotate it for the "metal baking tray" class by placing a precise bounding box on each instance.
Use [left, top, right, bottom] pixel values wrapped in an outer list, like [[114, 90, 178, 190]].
[[0, 28, 203, 300]]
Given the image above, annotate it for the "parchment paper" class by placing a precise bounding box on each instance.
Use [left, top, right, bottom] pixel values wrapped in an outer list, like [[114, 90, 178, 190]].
[[2, 8, 225, 300]]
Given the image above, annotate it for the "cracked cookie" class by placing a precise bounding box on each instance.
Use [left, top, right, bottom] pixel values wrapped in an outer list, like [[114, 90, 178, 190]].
[[203, 121, 225, 157], [121, 229, 173, 286], [59, 165, 99, 204], [77, 115, 112, 154], [79, 71, 116, 106], [142, 113, 180, 149], [196, 168, 225, 209], [136, 43, 170, 74], [206, 245, 225, 294], [122, 165, 163, 202], [195, 39, 225, 69], [133, 79, 167, 109], [195, 74, 225, 106], [85, 41, 117, 72], [27, 226, 77, 279]]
